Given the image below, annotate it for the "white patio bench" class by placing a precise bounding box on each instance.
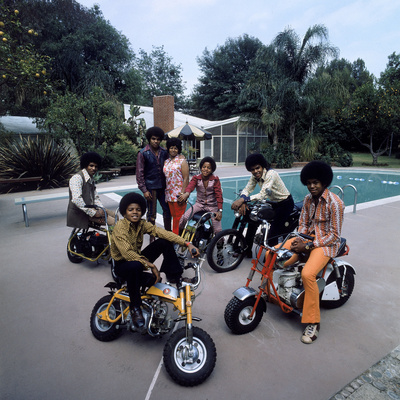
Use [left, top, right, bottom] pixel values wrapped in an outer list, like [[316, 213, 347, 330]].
[[14, 184, 138, 227]]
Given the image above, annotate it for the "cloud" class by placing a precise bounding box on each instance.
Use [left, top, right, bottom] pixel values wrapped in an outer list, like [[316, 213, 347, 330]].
[[323, 0, 400, 28]]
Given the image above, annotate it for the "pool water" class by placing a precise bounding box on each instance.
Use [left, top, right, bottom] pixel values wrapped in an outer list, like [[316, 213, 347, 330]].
[[211, 170, 399, 227], [117, 169, 400, 229]]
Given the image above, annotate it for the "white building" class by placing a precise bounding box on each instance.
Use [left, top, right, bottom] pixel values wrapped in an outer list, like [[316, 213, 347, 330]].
[[125, 104, 267, 165]]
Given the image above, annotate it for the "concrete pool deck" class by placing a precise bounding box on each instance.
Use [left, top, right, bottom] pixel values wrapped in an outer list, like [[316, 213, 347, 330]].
[[1, 165, 399, 400]]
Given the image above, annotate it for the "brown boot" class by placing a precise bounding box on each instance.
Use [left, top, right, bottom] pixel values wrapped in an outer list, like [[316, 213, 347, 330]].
[[130, 306, 145, 329]]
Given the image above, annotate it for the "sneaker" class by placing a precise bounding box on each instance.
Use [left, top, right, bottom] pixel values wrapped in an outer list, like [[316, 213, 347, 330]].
[[301, 323, 320, 344]]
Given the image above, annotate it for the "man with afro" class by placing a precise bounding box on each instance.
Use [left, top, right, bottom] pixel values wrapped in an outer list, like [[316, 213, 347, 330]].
[[111, 192, 199, 328], [231, 153, 294, 255], [281, 160, 344, 344], [136, 127, 172, 235], [67, 152, 115, 228]]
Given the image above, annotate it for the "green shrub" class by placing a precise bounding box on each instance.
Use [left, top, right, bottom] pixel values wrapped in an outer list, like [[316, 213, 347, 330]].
[[261, 142, 294, 168], [338, 152, 353, 167], [275, 143, 293, 168], [0, 135, 79, 192], [112, 140, 139, 166], [260, 143, 276, 164], [299, 134, 321, 161]]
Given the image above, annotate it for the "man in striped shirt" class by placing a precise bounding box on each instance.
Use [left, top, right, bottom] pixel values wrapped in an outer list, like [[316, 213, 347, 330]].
[[284, 161, 344, 344]]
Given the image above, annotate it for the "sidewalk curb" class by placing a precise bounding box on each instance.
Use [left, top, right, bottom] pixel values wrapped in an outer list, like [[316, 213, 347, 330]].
[[329, 345, 400, 400]]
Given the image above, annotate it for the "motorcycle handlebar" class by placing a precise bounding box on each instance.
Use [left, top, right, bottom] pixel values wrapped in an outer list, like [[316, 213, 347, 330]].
[[84, 205, 110, 227], [298, 233, 314, 241]]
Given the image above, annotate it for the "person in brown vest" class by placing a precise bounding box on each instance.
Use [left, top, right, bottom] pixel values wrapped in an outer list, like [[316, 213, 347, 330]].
[[67, 152, 115, 228]]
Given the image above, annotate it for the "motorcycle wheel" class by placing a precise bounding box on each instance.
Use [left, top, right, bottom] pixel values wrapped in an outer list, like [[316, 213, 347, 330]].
[[224, 296, 264, 335], [67, 236, 83, 263], [206, 229, 246, 273], [321, 265, 355, 309], [90, 295, 122, 342], [163, 326, 217, 386]]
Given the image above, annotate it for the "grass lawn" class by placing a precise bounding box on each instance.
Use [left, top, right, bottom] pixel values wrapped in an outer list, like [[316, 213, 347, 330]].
[[351, 152, 400, 169]]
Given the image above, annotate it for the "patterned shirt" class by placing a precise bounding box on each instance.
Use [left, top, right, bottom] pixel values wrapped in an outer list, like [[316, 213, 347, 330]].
[[241, 169, 290, 202], [111, 217, 187, 268], [298, 189, 345, 258], [69, 169, 102, 217], [164, 155, 186, 202]]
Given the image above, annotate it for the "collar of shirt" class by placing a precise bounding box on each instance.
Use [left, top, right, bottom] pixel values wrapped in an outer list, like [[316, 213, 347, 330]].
[[259, 168, 271, 182], [144, 144, 166, 159], [82, 168, 94, 184], [319, 188, 331, 203]]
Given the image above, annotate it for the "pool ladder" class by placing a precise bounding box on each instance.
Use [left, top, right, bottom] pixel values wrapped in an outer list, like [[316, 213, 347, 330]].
[[329, 184, 358, 213]]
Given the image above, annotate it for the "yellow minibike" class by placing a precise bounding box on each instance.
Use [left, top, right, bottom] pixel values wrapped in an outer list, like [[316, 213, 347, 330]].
[[90, 248, 217, 387]]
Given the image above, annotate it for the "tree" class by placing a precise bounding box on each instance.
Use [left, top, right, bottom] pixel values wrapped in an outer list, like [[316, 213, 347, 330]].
[[12, 0, 133, 97], [0, 0, 51, 115], [342, 81, 391, 165], [135, 45, 185, 108], [270, 25, 339, 152], [238, 25, 338, 157], [193, 34, 264, 120], [37, 87, 126, 155], [117, 67, 143, 105], [379, 52, 400, 156]]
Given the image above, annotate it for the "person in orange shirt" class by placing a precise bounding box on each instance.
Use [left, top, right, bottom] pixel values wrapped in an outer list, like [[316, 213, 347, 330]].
[[283, 161, 344, 344]]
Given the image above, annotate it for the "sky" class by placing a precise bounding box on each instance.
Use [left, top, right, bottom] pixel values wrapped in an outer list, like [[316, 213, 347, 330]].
[[77, 0, 400, 95]]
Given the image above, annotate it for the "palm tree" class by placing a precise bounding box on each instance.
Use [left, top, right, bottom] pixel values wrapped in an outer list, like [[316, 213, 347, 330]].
[[271, 24, 339, 151]]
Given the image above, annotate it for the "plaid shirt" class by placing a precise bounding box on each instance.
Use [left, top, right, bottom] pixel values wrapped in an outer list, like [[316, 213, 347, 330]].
[[298, 189, 345, 258]]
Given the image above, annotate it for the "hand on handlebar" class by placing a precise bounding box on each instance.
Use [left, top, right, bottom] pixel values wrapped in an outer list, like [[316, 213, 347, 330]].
[[178, 192, 189, 203], [290, 238, 307, 254], [231, 198, 244, 211], [94, 208, 105, 218], [231, 198, 248, 216], [188, 243, 200, 257]]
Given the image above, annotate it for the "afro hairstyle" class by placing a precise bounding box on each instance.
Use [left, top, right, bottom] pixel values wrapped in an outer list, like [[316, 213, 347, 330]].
[[166, 137, 182, 154], [145, 126, 165, 142], [199, 156, 216, 173], [300, 160, 333, 187], [245, 153, 271, 171], [80, 152, 102, 169], [119, 192, 147, 216]]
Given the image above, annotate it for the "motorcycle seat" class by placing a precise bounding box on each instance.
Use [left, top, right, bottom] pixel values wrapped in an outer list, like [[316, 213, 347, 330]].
[[336, 238, 348, 257], [293, 201, 303, 212], [192, 211, 213, 224]]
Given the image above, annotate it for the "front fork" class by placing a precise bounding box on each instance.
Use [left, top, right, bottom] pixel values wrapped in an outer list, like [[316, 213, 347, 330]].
[[183, 285, 194, 343]]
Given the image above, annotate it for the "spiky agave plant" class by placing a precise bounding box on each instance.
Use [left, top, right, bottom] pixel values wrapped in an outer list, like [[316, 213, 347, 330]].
[[0, 135, 79, 192]]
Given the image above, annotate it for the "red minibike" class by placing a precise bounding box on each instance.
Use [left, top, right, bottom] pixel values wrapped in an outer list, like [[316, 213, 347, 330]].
[[224, 202, 356, 335]]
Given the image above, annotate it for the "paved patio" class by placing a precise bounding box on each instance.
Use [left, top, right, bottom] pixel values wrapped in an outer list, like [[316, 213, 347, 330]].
[[1, 166, 399, 400]]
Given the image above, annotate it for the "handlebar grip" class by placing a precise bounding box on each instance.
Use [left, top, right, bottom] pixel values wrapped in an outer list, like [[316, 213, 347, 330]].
[[299, 233, 314, 240], [191, 248, 197, 255]]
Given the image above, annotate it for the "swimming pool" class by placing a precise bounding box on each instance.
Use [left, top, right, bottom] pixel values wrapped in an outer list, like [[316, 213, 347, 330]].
[[114, 169, 400, 229], [213, 169, 400, 227]]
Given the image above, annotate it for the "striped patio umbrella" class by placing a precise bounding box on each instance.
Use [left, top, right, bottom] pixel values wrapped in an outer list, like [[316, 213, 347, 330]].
[[165, 122, 212, 141]]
